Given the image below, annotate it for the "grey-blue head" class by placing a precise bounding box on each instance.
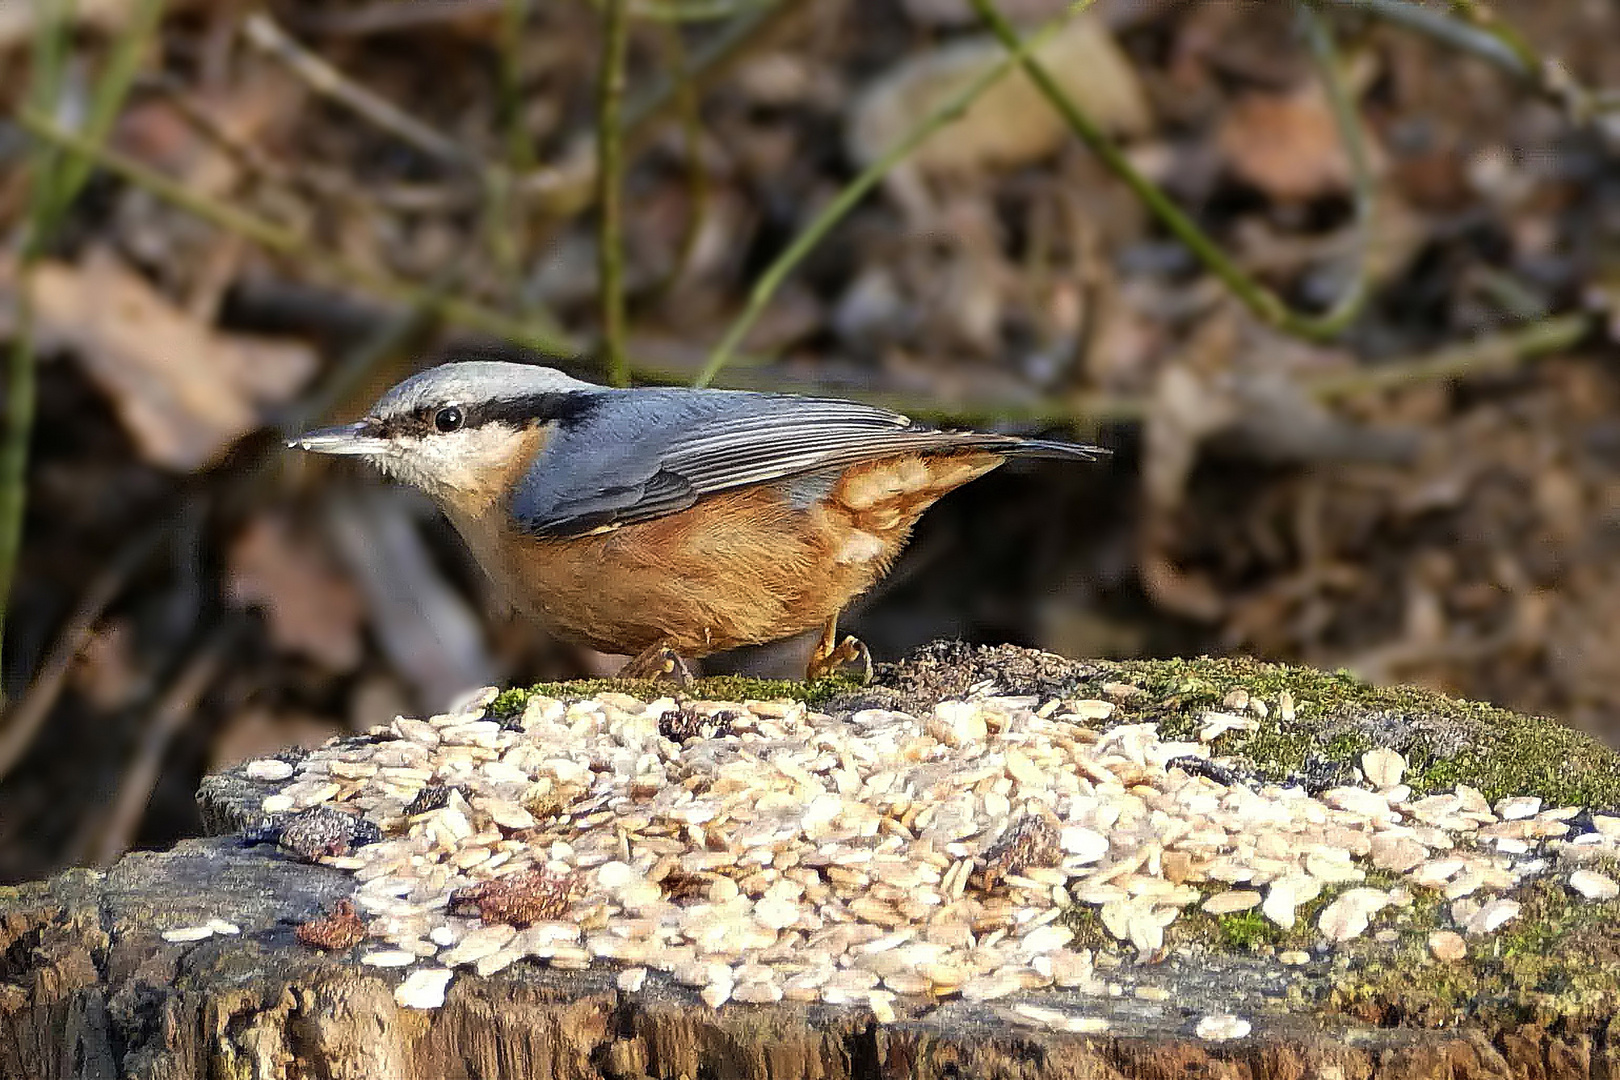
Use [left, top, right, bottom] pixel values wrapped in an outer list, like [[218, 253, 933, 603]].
[[290, 361, 598, 503]]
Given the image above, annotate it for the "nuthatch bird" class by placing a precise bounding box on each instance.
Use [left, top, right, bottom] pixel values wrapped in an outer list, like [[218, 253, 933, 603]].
[[291, 361, 1103, 683]]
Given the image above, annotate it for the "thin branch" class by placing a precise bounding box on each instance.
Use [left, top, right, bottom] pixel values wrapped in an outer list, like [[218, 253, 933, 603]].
[[969, 0, 1374, 343], [17, 111, 580, 358], [649, 20, 711, 301], [673, 313, 1590, 427], [242, 13, 480, 170], [1305, 311, 1590, 398], [597, 0, 633, 387], [629, 0, 778, 21], [1323, 0, 1529, 77], [693, 0, 1102, 389], [1293, 2, 1375, 338], [3, 0, 165, 690], [496, 0, 538, 176], [0, 524, 169, 783], [483, 0, 534, 293], [84, 618, 240, 867], [494, 1, 802, 220], [622, 0, 798, 147], [1321, 0, 1615, 121], [52, 0, 168, 219]]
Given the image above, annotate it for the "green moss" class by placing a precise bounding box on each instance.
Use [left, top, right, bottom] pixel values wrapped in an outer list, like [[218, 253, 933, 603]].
[[489, 674, 861, 721], [1056, 904, 1112, 951], [1089, 656, 1620, 809], [1212, 909, 1272, 951], [1323, 875, 1620, 1028]]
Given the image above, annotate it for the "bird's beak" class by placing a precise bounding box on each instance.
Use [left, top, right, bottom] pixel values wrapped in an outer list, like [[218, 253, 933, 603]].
[[287, 421, 391, 457]]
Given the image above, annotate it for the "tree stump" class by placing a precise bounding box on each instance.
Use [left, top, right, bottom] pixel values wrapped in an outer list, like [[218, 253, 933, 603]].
[[6, 644, 1620, 1080]]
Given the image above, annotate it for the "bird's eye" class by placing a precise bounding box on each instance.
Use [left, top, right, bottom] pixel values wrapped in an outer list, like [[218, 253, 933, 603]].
[[434, 406, 464, 433]]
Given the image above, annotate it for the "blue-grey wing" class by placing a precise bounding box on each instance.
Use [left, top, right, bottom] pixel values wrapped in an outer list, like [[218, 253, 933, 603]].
[[509, 387, 1101, 537]]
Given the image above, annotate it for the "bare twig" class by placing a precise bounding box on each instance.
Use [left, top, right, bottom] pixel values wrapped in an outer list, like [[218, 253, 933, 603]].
[[52, 0, 168, 219], [1324, 0, 1529, 75], [2, 0, 166, 690], [84, 618, 241, 867], [597, 0, 633, 386], [17, 111, 580, 357], [1320, 0, 1614, 120], [622, 0, 798, 147], [678, 313, 1590, 426], [969, 0, 1374, 342], [496, 0, 538, 176], [694, 0, 1102, 389], [291, 0, 505, 37], [483, 0, 535, 291], [242, 13, 480, 170], [0, 524, 170, 784], [1294, 3, 1375, 337], [629, 0, 778, 21], [649, 21, 710, 300], [1305, 311, 1590, 398]]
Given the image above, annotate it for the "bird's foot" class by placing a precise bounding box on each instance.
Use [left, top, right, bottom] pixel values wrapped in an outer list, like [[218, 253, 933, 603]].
[[618, 644, 694, 686], [806, 634, 873, 685]]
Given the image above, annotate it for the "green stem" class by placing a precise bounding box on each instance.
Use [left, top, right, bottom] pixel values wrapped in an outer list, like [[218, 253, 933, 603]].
[[1325, 0, 1529, 76], [970, 0, 1373, 342], [1325, 0, 1615, 120], [678, 313, 1590, 427], [694, 0, 1100, 389], [597, 0, 633, 386], [1292, 1, 1374, 338], [17, 111, 579, 358], [629, 0, 776, 21], [1, 0, 81, 687], [649, 20, 710, 300], [52, 0, 168, 220]]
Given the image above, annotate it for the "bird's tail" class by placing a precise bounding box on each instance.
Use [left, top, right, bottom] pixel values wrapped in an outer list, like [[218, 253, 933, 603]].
[[994, 437, 1109, 461]]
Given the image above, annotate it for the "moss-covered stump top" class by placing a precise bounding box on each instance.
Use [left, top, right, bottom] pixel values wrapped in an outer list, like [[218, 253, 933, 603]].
[[10, 645, 1620, 1080]]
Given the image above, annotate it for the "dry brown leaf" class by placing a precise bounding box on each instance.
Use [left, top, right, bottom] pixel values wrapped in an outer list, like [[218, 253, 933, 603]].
[[28, 247, 316, 470], [847, 17, 1153, 179], [1217, 85, 1362, 202], [228, 513, 365, 672]]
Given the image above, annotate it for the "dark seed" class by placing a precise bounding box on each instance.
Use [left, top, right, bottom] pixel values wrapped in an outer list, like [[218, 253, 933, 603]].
[[977, 812, 1061, 891], [277, 806, 379, 861], [447, 869, 576, 927], [296, 899, 367, 951], [658, 707, 735, 743]]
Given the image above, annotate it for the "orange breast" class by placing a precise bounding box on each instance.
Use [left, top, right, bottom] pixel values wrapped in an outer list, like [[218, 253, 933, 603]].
[[450, 451, 1004, 656]]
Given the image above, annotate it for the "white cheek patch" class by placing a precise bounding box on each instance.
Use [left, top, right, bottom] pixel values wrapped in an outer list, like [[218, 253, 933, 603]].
[[377, 426, 533, 504]]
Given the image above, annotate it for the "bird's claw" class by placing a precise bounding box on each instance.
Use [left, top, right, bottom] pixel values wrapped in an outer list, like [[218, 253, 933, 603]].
[[807, 634, 872, 685], [618, 645, 694, 686]]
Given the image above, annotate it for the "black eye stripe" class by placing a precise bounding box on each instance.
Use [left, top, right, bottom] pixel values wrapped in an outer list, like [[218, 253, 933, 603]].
[[372, 391, 601, 436], [463, 392, 602, 429]]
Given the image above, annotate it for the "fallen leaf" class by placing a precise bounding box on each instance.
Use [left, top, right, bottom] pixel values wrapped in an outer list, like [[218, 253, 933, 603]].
[[228, 513, 365, 671], [27, 247, 317, 470], [847, 17, 1153, 179], [1217, 84, 1370, 202]]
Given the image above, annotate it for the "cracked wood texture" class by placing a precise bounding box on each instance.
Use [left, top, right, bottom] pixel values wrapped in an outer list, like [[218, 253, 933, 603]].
[[4, 644, 1620, 1080]]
